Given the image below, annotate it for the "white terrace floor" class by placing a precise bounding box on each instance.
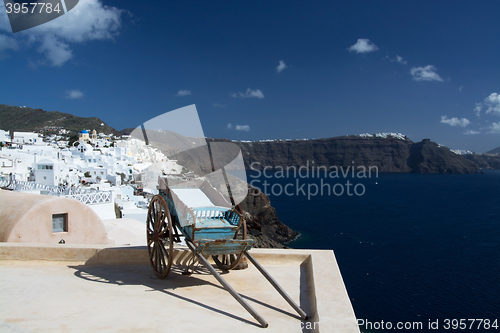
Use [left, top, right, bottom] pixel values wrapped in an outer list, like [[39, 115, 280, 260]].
[[0, 244, 360, 333]]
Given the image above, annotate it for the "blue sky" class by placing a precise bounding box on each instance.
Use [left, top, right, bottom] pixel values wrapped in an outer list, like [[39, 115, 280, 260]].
[[1, 0, 499, 152]]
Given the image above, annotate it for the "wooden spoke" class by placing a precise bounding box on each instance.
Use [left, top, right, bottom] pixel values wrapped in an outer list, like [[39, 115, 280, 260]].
[[213, 253, 243, 271], [146, 195, 174, 279]]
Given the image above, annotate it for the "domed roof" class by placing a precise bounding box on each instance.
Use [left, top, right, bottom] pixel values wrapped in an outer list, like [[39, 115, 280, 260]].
[[76, 142, 93, 151], [80, 130, 89, 134]]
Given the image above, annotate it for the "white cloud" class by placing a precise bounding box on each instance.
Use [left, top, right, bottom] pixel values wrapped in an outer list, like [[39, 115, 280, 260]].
[[236, 125, 250, 131], [473, 93, 500, 117], [227, 123, 250, 131], [38, 35, 72, 66], [474, 103, 482, 117], [276, 60, 287, 73], [410, 65, 443, 82], [0, 34, 19, 59], [464, 129, 480, 135], [440, 116, 470, 127], [0, 0, 125, 66], [65, 89, 84, 99], [214, 103, 225, 108], [231, 88, 264, 99], [393, 55, 407, 65], [347, 39, 378, 53], [488, 121, 500, 134], [176, 90, 191, 96], [459, 85, 463, 93], [484, 93, 500, 116]]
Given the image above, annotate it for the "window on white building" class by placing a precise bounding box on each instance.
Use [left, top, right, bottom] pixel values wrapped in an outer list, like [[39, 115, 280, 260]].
[[52, 214, 67, 232]]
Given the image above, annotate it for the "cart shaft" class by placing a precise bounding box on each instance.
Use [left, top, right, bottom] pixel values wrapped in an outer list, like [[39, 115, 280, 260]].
[[186, 240, 269, 328], [244, 251, 308, 320]]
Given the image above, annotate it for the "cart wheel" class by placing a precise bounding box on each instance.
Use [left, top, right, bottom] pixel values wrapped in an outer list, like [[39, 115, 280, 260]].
[[147, 195, 174, 279], [213, 218, 247, 270], [213, 254, 242, 270]]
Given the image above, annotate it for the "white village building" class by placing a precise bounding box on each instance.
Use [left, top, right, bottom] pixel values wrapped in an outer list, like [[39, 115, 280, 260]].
[[12, 132, 44, 145], [1, 129, 185, 223], [0, 130, 10, 144]]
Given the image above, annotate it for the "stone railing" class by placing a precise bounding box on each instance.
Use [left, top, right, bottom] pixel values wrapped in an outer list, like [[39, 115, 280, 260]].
[[0, 179, 10, 188], [66, 191, 112, 205]]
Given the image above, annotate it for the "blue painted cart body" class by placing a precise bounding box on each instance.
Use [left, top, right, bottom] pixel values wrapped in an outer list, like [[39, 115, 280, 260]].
[[157, 176, 253, 256]]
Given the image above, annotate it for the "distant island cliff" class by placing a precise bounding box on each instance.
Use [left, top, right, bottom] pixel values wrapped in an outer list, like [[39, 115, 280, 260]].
[[462, 153, 500, 170], [225, 136, 480, 174]]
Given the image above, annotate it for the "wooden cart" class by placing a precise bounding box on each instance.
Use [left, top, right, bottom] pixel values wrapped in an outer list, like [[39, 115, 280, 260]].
[[146, 176, 307, 328]]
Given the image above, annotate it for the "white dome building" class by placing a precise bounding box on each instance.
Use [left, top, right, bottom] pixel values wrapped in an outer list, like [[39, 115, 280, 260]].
[[79, 130, 90, 142]]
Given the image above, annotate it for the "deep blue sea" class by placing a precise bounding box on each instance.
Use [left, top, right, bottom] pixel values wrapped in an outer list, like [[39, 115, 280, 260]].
[[247, 169, 500, 332]]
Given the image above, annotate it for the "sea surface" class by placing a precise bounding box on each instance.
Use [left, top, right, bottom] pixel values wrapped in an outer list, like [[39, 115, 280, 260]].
[[247, 169, 500, 332]]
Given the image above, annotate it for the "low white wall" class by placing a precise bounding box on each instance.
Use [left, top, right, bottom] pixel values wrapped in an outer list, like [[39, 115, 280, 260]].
[[89, 202, 116, 220]]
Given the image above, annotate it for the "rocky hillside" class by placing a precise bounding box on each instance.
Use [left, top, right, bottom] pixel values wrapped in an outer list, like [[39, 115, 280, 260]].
[[0, 104, 118, 135], [233, 136, 478, 174], [463, 154, 500, 170], [239, 184, 298, 248], [486, 146, 500, 154], [406, 139, 478, 173]]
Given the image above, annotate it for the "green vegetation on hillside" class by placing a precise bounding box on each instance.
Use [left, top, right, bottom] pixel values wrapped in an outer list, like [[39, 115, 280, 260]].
[[0, 104, 118, 135]]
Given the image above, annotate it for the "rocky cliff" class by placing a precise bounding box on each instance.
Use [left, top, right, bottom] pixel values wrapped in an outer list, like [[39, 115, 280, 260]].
[[233, 136, 478, 174], [239, 184, 298, 248], [406, 139, 478, 173], [462, 154, 500, 170], [486, 146, 500, 154]]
